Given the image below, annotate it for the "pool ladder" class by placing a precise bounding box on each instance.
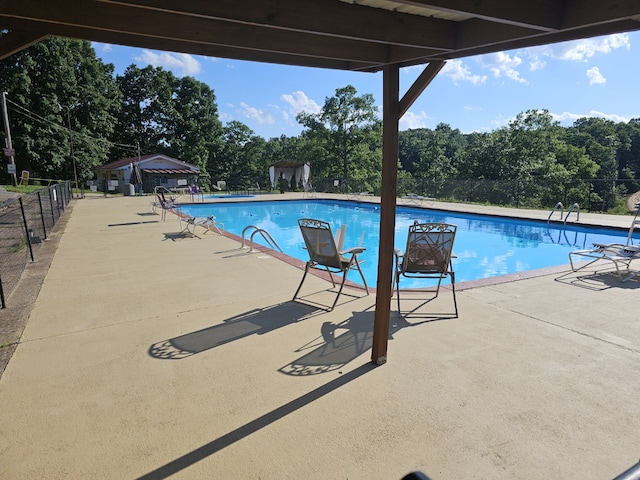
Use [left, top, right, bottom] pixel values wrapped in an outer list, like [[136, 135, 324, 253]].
[[548, 202, 580, 224], [241, 225, 283, 253]]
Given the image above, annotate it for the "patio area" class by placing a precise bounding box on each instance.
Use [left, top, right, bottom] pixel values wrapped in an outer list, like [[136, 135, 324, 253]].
[[0, 193, 638, 479]]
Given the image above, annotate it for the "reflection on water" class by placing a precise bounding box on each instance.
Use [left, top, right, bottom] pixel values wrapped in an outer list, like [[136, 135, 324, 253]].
[[180, 200, 635, 286]]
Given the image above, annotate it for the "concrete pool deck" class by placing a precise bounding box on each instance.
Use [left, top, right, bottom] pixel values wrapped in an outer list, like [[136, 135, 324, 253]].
[[0, 192, 639, 479]]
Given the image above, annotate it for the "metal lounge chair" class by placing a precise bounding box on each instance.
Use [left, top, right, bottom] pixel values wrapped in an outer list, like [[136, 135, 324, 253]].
[[179, 215, 224, 237], [568, 208, 640, 281], [401, 193, 435, 206], [394, 222, 458, 317], [569, 244, 640, 282], [154, 193, 178, 221], [302, 182, 316, 199], [293, 218, 369, 311]]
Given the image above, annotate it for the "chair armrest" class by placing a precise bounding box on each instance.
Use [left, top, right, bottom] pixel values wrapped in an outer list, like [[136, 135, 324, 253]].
[[394, 248, 404, 258], [341, 247, 366, 255], [592, 242, 624, 249]]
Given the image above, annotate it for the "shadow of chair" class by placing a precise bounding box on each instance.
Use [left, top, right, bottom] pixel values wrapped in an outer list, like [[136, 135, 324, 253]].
[[148, 302, 321, 359], [394, 222, 458, 318], [293, 218, 369, 311], [279, 306, 437, 376]]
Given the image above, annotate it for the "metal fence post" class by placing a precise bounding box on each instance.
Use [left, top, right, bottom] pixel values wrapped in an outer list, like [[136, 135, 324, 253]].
[[18, 197, 35, 262], [37, 191, 48, 240], [0, 274, 5, 309]]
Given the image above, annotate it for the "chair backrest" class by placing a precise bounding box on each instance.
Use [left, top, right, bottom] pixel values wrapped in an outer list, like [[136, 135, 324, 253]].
[[402, 223, 456, 274], [157, 192, 174, 209], [626, 209, 640, 245], [298, 218, 342, 269]]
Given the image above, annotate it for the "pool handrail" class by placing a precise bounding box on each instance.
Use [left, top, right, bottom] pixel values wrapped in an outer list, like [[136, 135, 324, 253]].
[[548, 202, 564, 223], [241, 225, 283, 253], [564, 203, 580, 224]]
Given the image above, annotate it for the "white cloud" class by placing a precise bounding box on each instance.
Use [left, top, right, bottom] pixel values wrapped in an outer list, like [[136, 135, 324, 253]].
[[527, 33, 630, 63], [92, 42, 112, 54], [587, 111, 630, 123], [529, 58, 546, 71], [440, 60, 487, 86], [400, 111, 430, 130], [551, 110, 630, 125], [281, 91, 321, 115], [477, 52, 528, 84], [586, 66, 606, 85], [134, 50, 201, 76], [238, 102, 275, 125]]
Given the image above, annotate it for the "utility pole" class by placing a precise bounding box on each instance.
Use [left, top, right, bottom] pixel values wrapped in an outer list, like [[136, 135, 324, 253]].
[[62, 105, 79, 197], [1, 92, 17, 187], [58, 103, 80, 197]]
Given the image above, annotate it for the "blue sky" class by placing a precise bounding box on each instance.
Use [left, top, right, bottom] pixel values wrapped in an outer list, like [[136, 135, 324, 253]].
[[92, 31, 640, 139]]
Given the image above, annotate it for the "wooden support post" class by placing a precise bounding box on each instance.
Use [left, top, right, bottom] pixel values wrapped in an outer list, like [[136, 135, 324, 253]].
[[371, 64, 399, 365]]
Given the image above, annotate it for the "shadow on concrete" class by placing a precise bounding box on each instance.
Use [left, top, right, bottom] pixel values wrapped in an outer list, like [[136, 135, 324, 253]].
[[148, 302, 322, 359], [107, 220, 160, 227], [279, 307, 448, 376], [554, 270, 640, 291], [135, 363, 376, 480], [161, 231, 194, 242]]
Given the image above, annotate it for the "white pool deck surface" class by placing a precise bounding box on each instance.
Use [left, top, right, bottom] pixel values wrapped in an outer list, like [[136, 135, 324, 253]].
[[0, 192, 639, 480]]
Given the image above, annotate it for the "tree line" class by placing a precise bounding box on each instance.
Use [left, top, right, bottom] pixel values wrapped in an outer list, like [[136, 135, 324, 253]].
[[1, 37, 639, 212]]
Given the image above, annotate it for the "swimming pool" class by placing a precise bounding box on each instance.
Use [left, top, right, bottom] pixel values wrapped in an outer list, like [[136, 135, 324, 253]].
[[179, 200, 636, 287]]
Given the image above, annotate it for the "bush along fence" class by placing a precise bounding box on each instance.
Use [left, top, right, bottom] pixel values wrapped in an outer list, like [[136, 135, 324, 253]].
[[0, 182, 72, 308]]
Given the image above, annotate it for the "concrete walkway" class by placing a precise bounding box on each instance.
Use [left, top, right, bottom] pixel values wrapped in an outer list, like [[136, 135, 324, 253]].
[[0, 194, 639, 479]]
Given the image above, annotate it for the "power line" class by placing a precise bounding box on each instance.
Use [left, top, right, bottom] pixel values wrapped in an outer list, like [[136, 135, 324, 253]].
[[4, 96, 138, 153]]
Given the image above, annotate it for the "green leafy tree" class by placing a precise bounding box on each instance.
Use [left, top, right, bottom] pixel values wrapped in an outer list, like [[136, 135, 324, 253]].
[[112, 65, 223, 189], [0, 37, 120, 183], [166, 76, 223, 190], [567, 117, 620, 209], [212, 121, 265, 189], [112, 65, 176, 157], [297, 85, 381, 192]]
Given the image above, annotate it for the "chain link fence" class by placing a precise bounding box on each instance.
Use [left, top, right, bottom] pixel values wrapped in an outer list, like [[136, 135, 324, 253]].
[[310, 176, 639, 213], [0, 182, 72, 308]]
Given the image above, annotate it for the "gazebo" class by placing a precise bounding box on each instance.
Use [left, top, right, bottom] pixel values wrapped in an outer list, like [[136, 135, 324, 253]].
[[2, 1, 639, 364], [269, 161, 310, 190]]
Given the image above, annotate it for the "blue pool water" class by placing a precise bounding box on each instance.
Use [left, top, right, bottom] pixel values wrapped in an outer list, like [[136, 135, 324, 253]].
[[179, 200, 636, 286]]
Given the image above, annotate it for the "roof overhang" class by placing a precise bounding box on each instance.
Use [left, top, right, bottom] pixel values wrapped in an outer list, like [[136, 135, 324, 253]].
[[1, 1, 639, 72]]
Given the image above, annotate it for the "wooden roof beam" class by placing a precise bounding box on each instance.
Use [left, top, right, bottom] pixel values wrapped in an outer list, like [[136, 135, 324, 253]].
[[98, 0, 457, 50], [0, 8, 434, 67], [0, 29, 48, 60], [1, 17, 445, 71], [439, 18, 640, 60], [563, 0, 640, 28], [391, 0, 564, 31]]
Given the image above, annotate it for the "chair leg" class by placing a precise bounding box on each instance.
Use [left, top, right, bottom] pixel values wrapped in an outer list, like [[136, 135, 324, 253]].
[[450, 272, 458, 318], [330, 270, 350, 311], [395, 273, 402, 312], [322, 266, 336, 288], [352, 256, 369, 294], [293, 263, 311, 301]]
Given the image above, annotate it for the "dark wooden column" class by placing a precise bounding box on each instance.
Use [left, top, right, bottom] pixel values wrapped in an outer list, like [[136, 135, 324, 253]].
[[371, 64, 399, 365], [370, 61, 445, 365]]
